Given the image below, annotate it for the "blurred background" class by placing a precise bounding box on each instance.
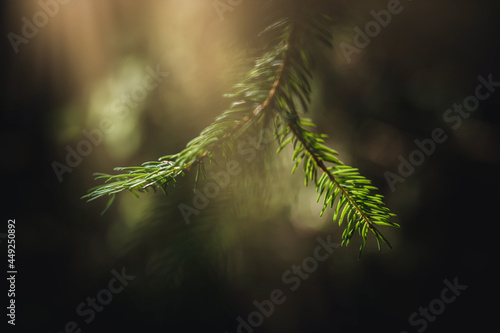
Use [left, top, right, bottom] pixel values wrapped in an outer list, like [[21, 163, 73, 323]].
[[1, 0, 499, 332]]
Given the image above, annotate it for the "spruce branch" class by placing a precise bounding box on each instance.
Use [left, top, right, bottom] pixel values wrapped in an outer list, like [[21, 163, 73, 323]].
[[82, 12, 295, 207], [83, 4, 398, 256], [269, 11, 399, 257]]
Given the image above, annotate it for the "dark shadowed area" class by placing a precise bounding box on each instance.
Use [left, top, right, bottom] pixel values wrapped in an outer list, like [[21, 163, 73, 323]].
[[1, 0, 498, 332]]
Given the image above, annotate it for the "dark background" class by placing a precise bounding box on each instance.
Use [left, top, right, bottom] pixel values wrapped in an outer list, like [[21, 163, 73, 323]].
[[1, 0, 499, 332]]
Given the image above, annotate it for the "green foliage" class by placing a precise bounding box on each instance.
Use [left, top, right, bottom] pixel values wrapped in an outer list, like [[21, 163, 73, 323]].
[[83, 4, 398, 257]]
